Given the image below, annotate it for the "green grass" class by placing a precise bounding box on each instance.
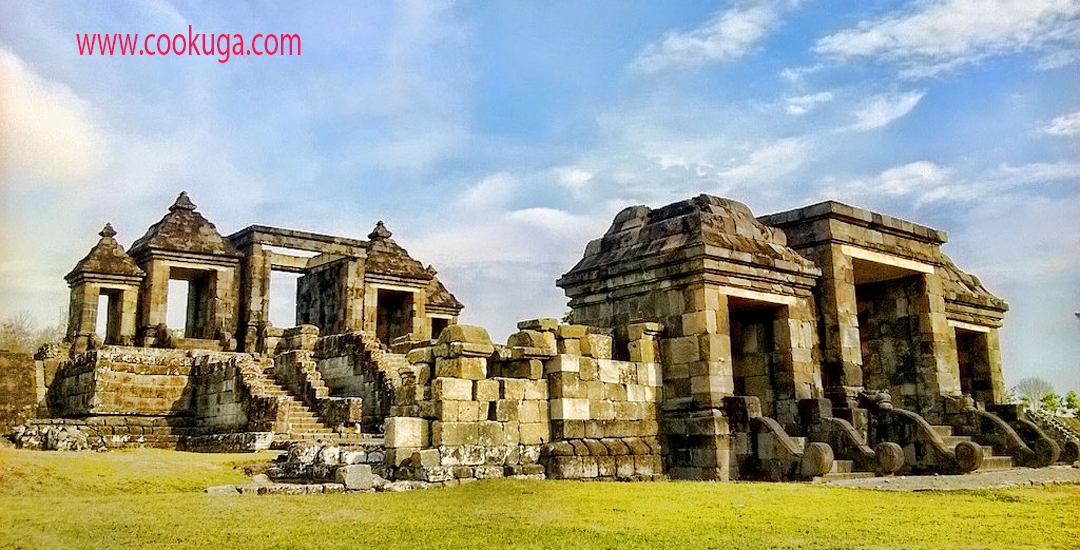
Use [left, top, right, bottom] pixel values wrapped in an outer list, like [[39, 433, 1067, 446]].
[[1, 448, 1078, 549]]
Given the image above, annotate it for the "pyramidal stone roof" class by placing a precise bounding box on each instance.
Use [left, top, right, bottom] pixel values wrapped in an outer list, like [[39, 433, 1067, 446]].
[[65, 223, 146, 282], [563, 194, 820, 278], [128, 191, 241, 258], [424, 265, 464, 311], [940, 253, 1008, 312], [363, 221, 433, 281]]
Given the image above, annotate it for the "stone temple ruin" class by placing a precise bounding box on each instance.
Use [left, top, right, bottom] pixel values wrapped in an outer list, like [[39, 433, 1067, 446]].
[[6, 192, 1078, 484]]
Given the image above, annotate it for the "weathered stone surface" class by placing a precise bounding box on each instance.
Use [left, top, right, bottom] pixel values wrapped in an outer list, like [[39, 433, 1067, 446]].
[[335, 464, 375, 490]]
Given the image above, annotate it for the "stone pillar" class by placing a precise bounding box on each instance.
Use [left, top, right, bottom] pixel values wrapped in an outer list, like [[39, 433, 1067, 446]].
[[804, 245, 863, 405], [770, 299, 821, 429], [118, 287, 139, 344], [67, 283, 99, 340], [237, 243, 271, 352], [914, 273, 961, 419], [983, 329, 1006, 405], [138, 260, 170, 332]]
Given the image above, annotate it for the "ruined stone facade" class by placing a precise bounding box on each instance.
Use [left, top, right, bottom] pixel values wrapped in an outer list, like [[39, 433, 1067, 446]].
[[10, 193, 1075, 483]]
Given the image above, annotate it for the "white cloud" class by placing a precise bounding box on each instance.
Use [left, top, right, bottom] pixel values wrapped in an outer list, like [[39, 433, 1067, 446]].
[[822, 159, 1080, 207], [459, 172, 516, 209], [845, 91, 925, 131], [717, 137, 807, 183], [785, 91, 833, 115], [555, 167, 594, 192], [815, 0, 1080, 78], [631, 0, 794, 73], [0, 48, 105, 183], [1044, 108, 1080, 136], [779, 64, 823, 83]]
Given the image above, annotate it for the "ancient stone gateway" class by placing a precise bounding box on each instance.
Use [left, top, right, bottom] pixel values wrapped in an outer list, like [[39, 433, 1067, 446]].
[[15, 192, 1075, 484]]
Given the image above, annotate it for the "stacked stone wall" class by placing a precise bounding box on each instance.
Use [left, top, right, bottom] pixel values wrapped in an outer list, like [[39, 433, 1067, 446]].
[[0, 352, 37, 432]]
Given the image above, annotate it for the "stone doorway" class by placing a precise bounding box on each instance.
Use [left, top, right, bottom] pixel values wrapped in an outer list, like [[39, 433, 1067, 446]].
[[376, 289, 414, 346]]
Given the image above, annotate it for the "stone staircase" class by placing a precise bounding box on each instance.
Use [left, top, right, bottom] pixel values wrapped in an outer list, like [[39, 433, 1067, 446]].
[[931, 424, 1015, 471], [252, 369, 382, 449], [788, 436, 877, 482]]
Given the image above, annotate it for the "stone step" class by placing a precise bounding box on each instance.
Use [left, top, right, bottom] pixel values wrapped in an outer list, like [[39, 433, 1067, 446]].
[[930, 425, 954, 437], [941, 435, 972, 448], [789, 437, 807, 453], [830, 460, 856, 474], [980, 456, 1015, 470], [814, 471, 876, 482]]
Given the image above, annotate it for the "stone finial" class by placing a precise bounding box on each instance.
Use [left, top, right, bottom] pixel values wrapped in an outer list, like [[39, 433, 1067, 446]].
[[99, 222, 117, 239], [169, 191, 197, 212], [368, 220, 392, 240], [425, 264, 437, 276]]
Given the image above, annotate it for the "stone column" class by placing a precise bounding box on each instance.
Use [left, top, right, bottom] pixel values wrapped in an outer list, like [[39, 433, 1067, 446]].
[[237, 243, 271, 352], [803, 245, 863, 405], [137, 260, 170, 332], [770, 299, 820, 429], [914, 273, 963, 418]]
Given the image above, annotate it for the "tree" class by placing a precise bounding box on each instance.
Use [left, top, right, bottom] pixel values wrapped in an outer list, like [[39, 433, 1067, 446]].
[[1065, 391, 1080, 418], [0, 310, 37, 353], [1041, 392, 1061, 415], [0, 309, 67, 354], [1012, 377, 1055, 411]]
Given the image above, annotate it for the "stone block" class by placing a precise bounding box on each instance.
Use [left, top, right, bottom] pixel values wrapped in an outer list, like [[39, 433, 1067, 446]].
[[548, 372, 582, 399], [335, 464, 374, 490], [494, 400, 519, 422], [557, 324, 589, 339], [628, 340, 657, 363], [435, 357, 487, 380], [517, 318, 559, 332], [508, 330, 556, 352], [500, 378, 527, 400], [501, 359, 544, 379], [665, 336, 701, 363], [548, 456, 584, 479], [432, 421, 478, 447], [597, 359, 621, 383], [615, 455, 635, 479], [406, 346, 434, 364], [581, 334, 612, 359], [585, 380, 605, 400], [524, 379, 547, 400], [550, 398, 589, 420], [626, 384, 647, 403], [605, 383, 627, 402], [519, 422, 548, 445], [638, 362, 663, 387], [432, 377, 474, 401], [476, 422, 505, 446], [545, 354, 580, 374], [474, 379, 500, 402], [385, 417, 429, 448], [556, 338, 581, 355], [437, 324, 494, 347]]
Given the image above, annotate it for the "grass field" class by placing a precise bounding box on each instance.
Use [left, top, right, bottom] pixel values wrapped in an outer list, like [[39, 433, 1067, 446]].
[[1, 448, 1078, 549]]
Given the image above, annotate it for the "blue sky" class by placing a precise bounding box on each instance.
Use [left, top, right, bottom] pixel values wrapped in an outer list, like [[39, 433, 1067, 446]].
[[1, 0, 1078, 392]]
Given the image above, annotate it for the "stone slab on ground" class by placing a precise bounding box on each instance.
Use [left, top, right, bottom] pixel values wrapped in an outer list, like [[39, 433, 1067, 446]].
[[823, 465, 1080, 492]]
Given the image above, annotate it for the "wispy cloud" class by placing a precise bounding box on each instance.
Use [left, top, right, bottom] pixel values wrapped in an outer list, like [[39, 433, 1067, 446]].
[[822, 160, 1080, 207], [785, 91, 833, 115], [1044, 108, 1080, 136], [716, 137, 808, 183], [844, 91, 925, 131], [0, 48, 105, 183], [631, 0, 797, 73], [815, 0, 1080, 77]]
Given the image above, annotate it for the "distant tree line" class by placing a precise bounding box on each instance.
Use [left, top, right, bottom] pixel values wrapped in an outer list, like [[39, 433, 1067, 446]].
[[1010, 376, 1080, 418], [0, 310, 66, 355]]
